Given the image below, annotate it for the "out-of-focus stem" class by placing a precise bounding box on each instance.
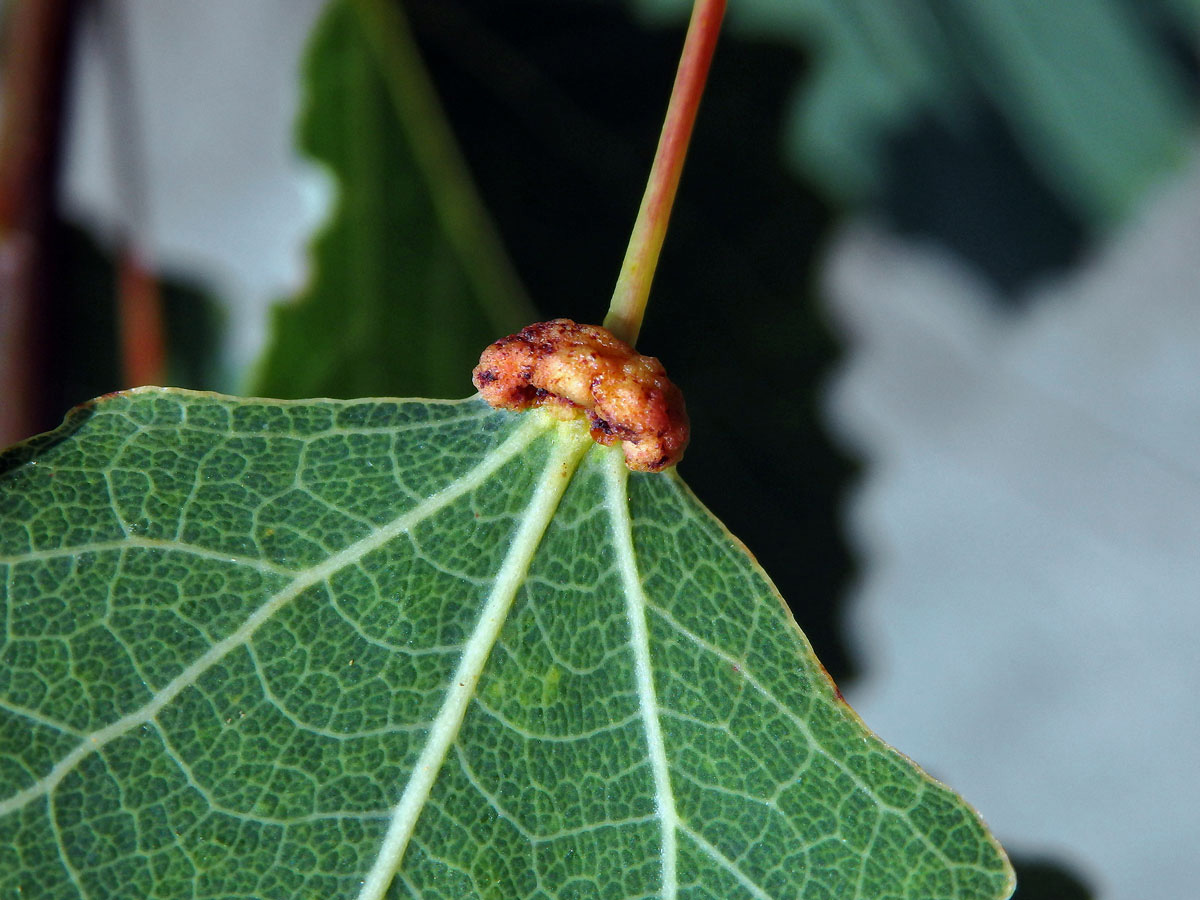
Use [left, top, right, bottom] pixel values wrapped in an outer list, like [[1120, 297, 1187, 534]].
[[0, 0, 82, 445], [94, 0, 167, 388], [603, 0, 725, 347], [118, 249, 166, 387]]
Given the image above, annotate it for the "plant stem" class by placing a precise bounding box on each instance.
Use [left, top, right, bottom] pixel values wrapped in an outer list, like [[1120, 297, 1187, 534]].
[[603, 0, 725, 347], [94, 0, 167, 388], [118, 248, 166, 387], [0, 0, 83, 444]]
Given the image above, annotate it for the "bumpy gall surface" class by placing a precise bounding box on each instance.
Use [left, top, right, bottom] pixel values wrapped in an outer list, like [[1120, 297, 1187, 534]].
[[472, 319, 689, 471]]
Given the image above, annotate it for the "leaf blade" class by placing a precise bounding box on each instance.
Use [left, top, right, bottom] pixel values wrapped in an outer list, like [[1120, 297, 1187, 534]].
[[1, 388, 1012, 899], [356, 421, 591, 900], [625, 467, 1013, 899]]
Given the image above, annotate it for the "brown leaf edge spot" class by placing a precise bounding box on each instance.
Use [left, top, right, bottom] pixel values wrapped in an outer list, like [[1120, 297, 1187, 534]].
[[472, 319, 689, 472]]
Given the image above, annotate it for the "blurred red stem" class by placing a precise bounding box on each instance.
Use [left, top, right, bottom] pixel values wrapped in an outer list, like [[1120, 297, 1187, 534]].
[[93, 0, 166, 388], [0, 0, 83, 444], [117, 249, 166, 387]]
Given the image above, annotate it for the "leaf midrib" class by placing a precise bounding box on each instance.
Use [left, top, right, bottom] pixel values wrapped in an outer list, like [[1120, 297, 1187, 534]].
[[354, 421, 591, 900], [604, 452, 680, 900]]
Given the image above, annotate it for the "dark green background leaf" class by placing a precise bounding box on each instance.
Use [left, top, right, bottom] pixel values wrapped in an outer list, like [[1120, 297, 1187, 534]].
[[252, 0, 533, 400]]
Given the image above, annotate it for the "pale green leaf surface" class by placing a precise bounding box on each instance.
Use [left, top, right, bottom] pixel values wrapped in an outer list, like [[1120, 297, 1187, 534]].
[[0, 389, 1012, 899]]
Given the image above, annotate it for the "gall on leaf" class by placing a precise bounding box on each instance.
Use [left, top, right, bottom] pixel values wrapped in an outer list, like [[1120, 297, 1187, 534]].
[[472, 319, 689, 472]]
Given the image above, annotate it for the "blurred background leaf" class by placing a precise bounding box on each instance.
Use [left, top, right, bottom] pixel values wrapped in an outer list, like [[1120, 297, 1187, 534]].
[[251, 0, 532, 399]]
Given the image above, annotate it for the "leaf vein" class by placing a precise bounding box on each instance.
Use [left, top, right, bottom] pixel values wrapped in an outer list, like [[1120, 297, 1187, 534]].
[[0, 698, 85, 738], [0, 538, 296, 578], [605, 453, 679, 900], [354, 422, 590, 900], [244, 641, 431, 740], [678, 822, 773, 900], [46, 791, 89, 899], [153, 719, 388, 826], [470, 694, 642, 744], [0, 414, 545, 821], [449, 743, 538, 842], [647, 604, 962, 873]]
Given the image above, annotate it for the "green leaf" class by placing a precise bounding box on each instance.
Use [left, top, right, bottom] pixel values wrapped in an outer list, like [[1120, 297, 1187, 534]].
[[0, 388, 1013, 899], [251, 0, 533, 400]]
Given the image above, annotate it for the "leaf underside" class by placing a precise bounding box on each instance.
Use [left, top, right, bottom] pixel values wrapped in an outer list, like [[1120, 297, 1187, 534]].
[[0, 389, 1012, 899]]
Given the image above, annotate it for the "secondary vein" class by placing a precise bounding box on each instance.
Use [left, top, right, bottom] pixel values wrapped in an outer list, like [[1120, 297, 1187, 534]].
[[605, 453, 680, 900], [678, 823, 773, 900], [355, 422, 591, 900], [0, 413, 546, 821]]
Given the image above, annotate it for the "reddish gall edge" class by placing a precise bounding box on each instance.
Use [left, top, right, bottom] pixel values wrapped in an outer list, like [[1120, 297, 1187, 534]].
[[472, 319, 689, 472]]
